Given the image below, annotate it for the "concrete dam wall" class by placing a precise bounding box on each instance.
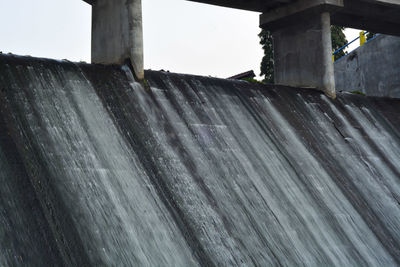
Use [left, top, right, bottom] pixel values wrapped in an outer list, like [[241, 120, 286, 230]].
[[1, 54, 400, 266], [335, 34, 400, 98], [0, 114, 63, 266]]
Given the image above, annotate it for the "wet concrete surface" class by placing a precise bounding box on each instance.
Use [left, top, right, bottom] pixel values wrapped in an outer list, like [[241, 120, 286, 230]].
[[0, 54, 400, 266]]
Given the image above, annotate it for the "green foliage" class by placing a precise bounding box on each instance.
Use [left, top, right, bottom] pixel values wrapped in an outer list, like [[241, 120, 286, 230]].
[[259, 26, 348, 82], [350, 90, 366, 96], [366, 32, 376, 40], [331, 26, 348, 61], [259, 30, 274, 84], [141, 78, 151, 91], [241, 77, 263, 84]]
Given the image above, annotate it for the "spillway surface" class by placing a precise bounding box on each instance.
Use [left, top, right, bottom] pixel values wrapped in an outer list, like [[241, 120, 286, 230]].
[[0, 54, 400, 266], [0, 114, 63, 266]]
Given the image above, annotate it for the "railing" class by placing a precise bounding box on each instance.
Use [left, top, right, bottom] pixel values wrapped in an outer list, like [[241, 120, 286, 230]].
[[333, 31, 380, 62]]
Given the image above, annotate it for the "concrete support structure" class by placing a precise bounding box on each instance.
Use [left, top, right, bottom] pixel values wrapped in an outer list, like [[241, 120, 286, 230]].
[[259, 0, 344, 98], [188, 0, 400, 98], [84, 0, 144, 80], [271, 12, 336, 97]]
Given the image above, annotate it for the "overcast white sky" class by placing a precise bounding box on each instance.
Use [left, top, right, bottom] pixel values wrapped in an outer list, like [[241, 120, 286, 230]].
[[0, 0, 361, 78]]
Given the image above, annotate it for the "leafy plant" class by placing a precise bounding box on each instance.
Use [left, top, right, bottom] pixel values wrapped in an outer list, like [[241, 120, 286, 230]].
[[350, 90, 366, 96]]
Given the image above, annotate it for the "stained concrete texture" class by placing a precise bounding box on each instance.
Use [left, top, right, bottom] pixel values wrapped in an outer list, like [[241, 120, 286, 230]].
[[273, 13, 335, 98], [1, 53, 400, 265], [335, 34, 400, 98], [92, 0, 144, 79]]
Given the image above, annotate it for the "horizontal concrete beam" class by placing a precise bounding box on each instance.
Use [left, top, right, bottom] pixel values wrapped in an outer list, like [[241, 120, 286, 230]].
[[186, 0, 400, 36], [260, 0, 343, 30], [82, 0, 94, 5], [186, 0, 400, 12], [361, 0, 400, 5], [332, 0, 400, 36], [186, 0, 295, 12]]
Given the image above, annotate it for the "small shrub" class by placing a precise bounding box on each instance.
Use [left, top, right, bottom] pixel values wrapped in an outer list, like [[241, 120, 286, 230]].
[[350, 91, 366, 96]]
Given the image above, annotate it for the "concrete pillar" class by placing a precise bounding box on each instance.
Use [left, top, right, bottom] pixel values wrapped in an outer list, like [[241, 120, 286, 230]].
[[92, 0, 144, 80], [272, 12, 336, 98]]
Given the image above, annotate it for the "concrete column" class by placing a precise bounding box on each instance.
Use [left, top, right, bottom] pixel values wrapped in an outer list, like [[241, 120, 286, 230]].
[[272, 12, 336, 98], [92, 0, 144, 80]]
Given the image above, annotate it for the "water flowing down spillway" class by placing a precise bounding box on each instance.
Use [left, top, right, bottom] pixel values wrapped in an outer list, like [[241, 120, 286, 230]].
[[0, 54, 400, 266], [0, 114, 63, 266]]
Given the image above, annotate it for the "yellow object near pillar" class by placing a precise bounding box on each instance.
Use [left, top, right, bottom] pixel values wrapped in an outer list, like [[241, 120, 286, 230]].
[[360, 31, 366, 46]]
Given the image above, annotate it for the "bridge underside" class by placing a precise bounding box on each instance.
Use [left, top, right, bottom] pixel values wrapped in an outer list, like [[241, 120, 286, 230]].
[[186, 0, 296, 12], [82, 0, 94, 4], [83, 0, 400, 35], [331, 0, 400, 36], [186, 0, 400, 36]]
